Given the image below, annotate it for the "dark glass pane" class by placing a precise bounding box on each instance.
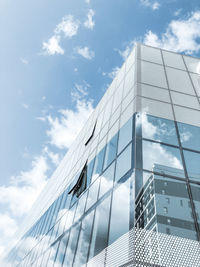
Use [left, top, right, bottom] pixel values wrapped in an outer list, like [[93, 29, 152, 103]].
[[89, 194, 111, 259], [73, 210, 94, 266], [143, 140, 184, 177], [92, 147, 106, 182], [85, 178, 100, 211], [184, 150, 200, 182], [109, 179, 130, 245], [178, 122, 200, 152], [190, 183, 200, 226], [115, 143, 132, 182], [99, 161, 115, 198], [104, 133, 118, 170], [62, 223, 81, 267], [118, 117, 133, 154], [142, 114, 178, 145]]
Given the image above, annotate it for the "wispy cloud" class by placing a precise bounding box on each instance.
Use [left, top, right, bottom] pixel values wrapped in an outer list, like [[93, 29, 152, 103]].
[[71, 81, 90, 101], [75, 46, 95, 60], [140, 0, 160, 10], [85, 0, 90, 3], [144, 11, 200, 54], [174, 8, 182, 17], [116, 40, 137, 60], [22, 103, 29, 109], [47, 99, 94, 150], [42, 35, 64, 55], [42, 15, 80, 56], [84, 9, 95, 30], [102, 66, 120, 79], [20, 58, 28, 65], [54, 15, 80, 38]]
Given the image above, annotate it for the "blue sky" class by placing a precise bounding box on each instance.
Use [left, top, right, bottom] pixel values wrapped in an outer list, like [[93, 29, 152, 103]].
[[0, 0, 200, 259]]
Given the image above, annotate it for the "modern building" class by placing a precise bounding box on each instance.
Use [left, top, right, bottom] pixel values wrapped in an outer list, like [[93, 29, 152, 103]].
[[6, 44, 200, 266]]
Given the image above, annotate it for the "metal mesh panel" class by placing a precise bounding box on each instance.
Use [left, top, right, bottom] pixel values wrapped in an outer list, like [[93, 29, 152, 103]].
[[86, 228, 200, 267]]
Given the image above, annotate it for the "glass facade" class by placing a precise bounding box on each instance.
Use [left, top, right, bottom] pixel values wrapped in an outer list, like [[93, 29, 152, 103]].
[[5, 44, 200, 266]]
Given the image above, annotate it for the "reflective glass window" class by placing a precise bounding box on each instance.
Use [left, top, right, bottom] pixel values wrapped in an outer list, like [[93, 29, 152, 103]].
[[141, 45, 163, 64], [64, 203, 77, 231], [141, 61, 167, 88], [124, 66, 135, 97], [99, 161, 115, 198], [178, 122, 200, 152], [154, 176, 197, 240], [73, 211, 94, 266], [184, 150, 200, 182], [190, 183, 200, 226], [118, 117, 133, 154], [143, 140, 184, 177], [184, 56, 200, 74], [89, 195, 111, 259], [74, 192, 87, 222], [142, 114, 178, 145], [171, 91, 200, 110], [166, 67, 195, 95], [174, 105, 200, 127], [115, 143, 132, 182], [109, 179, 130, 245], [190, 73, 200, 97], [163, 51, 186, 70], [85, 178, 100, 211], [104, 133, 118, 170], [62, 223, 81, 267], [92, 147, 105, 182], [140, 83, 170, 103], [53, 233, 69, 267]]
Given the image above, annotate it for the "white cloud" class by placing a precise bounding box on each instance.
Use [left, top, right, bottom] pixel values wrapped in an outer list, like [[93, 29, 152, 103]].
[[75, 46, 95, 60], [84, 9, 95, 30], [71, 81, 89, 101], [102, 66, 120, 79], [47, 99, 94, 150], [174, 8, 182, 17], [42, 35, 64, 55], [116, 40, 137, 60], [85, 0, 90, 3], [54, 15, 80, 38], [43, 146, 61, 166], [144, 11, 200, 54], [0, 156, 49, 259], [140, 0, 160, 10]]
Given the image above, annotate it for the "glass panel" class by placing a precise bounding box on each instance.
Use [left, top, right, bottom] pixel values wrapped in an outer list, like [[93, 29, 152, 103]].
[[184, 150, 200, 182], [190, 183, 200, 227], [74, 192, 87, 222], [85, 178, 100, 211], [190, 73, 200, 97], [142, 114, 178, 145], [126, 48, 135, 73], [109, 179, 130, 245], [154, 176, 197, 240], [112, 82, 123, 113], [166, 67, 195, 95], [103, 133, 118, 170], [140, 83, 170, 102], [53, 234, 69, 267], [140, 97, 174, 120], [143, 140, 184, 177], [174, 105, 200, 127], [123, 66, 135, 97], [118, 117, 133, 154], [88, 194, 111, 259], [115, 143, 132, 182], [184, 56, 200, 74], [171, 91, 200, 110], [87, 158, 95, 187], [92, 147, 105, 182], [141, 45, 163, 64], [62, 223, 81, 267], [178, 122, 200, 152], [73, 211, 94, 267], [99, 161, 115, 198], [64, 203, 77, 231], [141, 61, 167, 88], [163, 51, 186, 70]]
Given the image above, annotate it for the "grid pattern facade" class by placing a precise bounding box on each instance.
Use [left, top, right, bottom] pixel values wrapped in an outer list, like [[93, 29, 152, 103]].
[[5, 44, 200, 267]]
